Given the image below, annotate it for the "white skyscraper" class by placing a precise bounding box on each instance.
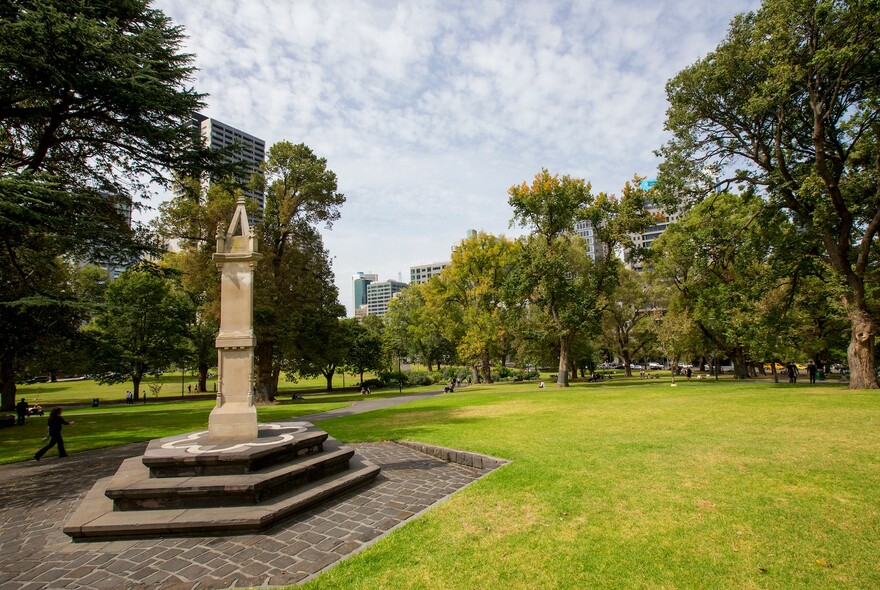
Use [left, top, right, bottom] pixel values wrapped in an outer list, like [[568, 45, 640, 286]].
[[194, 114, 266, 209]]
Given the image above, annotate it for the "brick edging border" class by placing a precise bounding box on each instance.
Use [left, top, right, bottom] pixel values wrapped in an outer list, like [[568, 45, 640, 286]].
[[393, 440, 510, 470]]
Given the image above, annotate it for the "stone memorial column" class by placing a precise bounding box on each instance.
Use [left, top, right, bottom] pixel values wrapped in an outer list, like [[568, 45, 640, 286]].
[[209, 196, 263, 440]]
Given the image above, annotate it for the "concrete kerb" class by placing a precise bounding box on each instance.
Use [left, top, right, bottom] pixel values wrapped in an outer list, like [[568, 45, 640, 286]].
[[393, 440, 510, 470], [297, 443, 510, 587]]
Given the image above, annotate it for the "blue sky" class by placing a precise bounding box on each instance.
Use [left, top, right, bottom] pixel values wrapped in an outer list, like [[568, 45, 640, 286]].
[[152, 0, 759, 316]]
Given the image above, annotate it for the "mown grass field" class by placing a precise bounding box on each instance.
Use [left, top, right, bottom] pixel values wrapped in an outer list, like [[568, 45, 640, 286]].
[[12, 370, 374, 406], [2, 374, 441, 464], [293, 378, 879, 590], [0, 399, 349, 464]]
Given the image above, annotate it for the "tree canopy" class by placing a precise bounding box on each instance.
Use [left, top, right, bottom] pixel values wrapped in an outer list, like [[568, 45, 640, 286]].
[[85, 264, 192, 400], [0, 0, 215, 408], [658, 0, 880, 387], [253, 141, 345, 399]]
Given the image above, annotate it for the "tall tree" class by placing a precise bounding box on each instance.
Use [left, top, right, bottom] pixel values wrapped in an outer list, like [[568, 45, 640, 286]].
[[252, 141, 345, 399], [384, 284, 455, 371], [157, 182, 241, 391], [258, 225, 342, 399], [0, 0, 217, 408], [345, 320, 383, 385], [658, 0, 880, 387], [508, 171, 651, 386], [652, 191, 803, 378], [85, 264, 192, 400], [429, 232, 518, 384], [602, 269, 659, 377]]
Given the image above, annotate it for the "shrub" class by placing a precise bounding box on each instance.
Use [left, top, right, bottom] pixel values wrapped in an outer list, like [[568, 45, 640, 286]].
[[407, 371, 436, 386], [377, 370, 408, 387], [360, 378, 383, 389]]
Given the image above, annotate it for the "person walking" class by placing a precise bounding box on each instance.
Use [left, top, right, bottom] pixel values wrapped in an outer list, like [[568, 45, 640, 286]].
[[15, 397, 28, 425], [34, 407, 74, 460], [807, 360, 817, 384]]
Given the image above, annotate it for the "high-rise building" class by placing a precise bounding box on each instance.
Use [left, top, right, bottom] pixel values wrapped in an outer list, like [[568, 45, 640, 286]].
[[409, 261, 449, 284], [625, 179, 683, 270], [193, 114, 266, 209], [367, 279, 407, 316], [574, 219, 604, 261], [353, 272, 378, 312]]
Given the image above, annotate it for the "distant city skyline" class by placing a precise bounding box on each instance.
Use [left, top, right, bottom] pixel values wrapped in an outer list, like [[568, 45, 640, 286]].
[[149, 0, 761, 316]]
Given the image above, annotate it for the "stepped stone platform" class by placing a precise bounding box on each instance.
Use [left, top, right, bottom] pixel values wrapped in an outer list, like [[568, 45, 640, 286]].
[[63, 421, 380, 540]]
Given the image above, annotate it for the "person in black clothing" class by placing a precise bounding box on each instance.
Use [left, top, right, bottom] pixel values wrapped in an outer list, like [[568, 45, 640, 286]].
[[34, 407, 74, 460], [15, 398, 28, 425], [807, 360, 817, 384]]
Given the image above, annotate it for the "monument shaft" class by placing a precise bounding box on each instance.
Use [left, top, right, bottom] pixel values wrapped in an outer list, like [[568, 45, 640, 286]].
[[209, 198, 262, 440]]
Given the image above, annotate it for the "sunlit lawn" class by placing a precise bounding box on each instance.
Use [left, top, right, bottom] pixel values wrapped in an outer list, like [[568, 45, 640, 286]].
[[3, 374, 441, 464], [13, 370, 381, 406], [293, 378, 880, 590], [0, 399, 353, 464]]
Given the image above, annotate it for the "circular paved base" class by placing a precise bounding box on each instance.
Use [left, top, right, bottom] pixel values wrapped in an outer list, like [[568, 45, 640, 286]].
[[0, 441, 491, 589]]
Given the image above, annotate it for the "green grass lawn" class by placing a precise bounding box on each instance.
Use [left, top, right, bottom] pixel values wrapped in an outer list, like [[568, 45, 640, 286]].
[[293, 378, 880, 590], [13, 370, 382, 406], [2, 377, 441, 464], [0, 399, 351, 464]]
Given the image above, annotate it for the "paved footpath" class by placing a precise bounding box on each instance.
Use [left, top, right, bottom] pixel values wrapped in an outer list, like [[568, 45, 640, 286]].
[[0, 389, 500, 589]]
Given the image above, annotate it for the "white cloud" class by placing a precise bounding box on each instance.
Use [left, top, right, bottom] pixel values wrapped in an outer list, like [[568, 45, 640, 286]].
[[151, 0, 761, 314]]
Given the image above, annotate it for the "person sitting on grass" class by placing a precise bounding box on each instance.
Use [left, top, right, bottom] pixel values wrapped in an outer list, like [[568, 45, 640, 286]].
[[34, 407, 74, 460]]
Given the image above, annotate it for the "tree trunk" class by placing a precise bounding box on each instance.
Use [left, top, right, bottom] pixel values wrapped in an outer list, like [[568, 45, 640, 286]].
[[732, 348, 749, 379], [324, 369, 334, 391], [255, 340, 275, 402], [480, 350, 491, 385], [0, 354, 16, 411], [557, 335, 570, 386], [359, 369, 364, 385], [132, 375, 142, 401], [470, 366, 479, 384], [198, 361, 208, 392], [846, 308, 878, 389], [623, 351, 632, 378], [270, 371, 279, 401]]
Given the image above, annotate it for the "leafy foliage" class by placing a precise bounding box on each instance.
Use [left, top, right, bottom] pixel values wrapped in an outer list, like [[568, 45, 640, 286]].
[[85, 264, 193, 400], [253, 141, 345, 398], [0, 0, 217, 407], [657, 0, 880, 387]]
